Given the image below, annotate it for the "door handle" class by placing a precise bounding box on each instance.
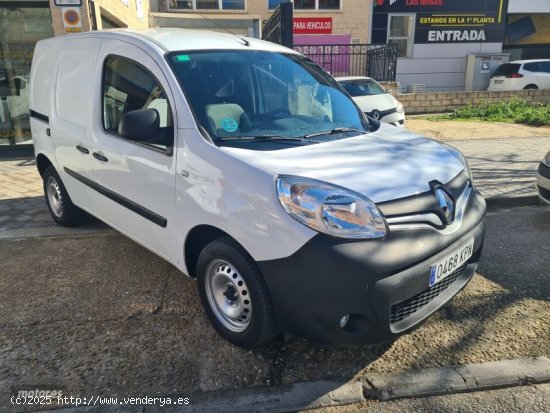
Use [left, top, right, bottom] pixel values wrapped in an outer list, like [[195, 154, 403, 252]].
[[92, 152, 108, 162], [76, 145, 89, 154]]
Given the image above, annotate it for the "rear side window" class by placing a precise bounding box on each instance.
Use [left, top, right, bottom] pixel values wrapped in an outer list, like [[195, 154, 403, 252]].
[[102, 55, 173, 150], [493, 63, 521, 76], [523, 62, 541, 72], [540, 62, 550, 73]]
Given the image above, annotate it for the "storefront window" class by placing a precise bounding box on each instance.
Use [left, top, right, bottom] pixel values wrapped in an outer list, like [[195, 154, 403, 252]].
[[388, 14, 414, 58], [169, 0, 245, 10], [294, 0, 315, 9], [0, 2, 53, 147], [319, 0, 339, 9], [269, 0, 340, 10]]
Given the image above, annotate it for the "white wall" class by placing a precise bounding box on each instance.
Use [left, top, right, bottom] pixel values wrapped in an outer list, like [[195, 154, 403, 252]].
[[508, 0, 550, 14], [396, 43, 503, 92]]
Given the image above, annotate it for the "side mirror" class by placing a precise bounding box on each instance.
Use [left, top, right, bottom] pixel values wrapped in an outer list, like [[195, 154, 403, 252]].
[[118, 108, 159, 142]]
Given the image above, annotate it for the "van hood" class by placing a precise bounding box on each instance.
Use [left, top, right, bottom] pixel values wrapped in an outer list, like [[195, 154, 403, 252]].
[[222, 124, 464, 203]]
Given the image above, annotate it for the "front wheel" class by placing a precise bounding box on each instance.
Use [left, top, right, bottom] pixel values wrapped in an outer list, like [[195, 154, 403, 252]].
[[43, 165, 86, 227], [196, 237, 279, 348]]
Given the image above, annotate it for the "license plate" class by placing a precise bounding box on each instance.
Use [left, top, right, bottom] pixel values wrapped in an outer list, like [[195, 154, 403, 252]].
[[429, 239, 474, 287], [494, 80, 504, 84]]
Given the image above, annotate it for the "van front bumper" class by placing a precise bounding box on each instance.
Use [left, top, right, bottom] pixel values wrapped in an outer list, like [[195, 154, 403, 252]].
[[258, 189, 486, 346]]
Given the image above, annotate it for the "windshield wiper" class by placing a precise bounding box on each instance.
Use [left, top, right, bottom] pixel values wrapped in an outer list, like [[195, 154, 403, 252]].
[[303, 127, 367, 139], [217, 135, 313, 142]]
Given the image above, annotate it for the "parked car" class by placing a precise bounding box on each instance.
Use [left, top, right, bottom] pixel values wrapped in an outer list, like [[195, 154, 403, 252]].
[[336, 76, 405, 126], [488, 60, 550, 91], [30, 29, 486, 348], [538, 150, 550, 204]]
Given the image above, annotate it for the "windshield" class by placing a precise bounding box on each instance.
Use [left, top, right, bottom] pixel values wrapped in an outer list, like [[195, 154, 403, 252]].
[[168, 51, 369, 148], [338, 78, 387, 97]]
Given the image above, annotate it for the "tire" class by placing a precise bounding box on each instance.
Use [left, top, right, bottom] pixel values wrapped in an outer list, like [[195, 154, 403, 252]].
[[524, 84, 538, 90], [43, 165, 86, 227], [196, 237, 279, 348]]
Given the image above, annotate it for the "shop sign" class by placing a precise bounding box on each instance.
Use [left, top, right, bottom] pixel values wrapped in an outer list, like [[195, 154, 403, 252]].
[[54, 0, 83, 6], [373, 0, 508, 44], [62, 6, 83, 33], [293, 18, 332, 34], [415, 11, 506, 43], [373, 0, 506, 13]]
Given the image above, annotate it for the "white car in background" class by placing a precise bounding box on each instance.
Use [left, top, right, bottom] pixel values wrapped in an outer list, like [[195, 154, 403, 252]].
[[336, 76, 405, 127], [488, 60, 550, 91]]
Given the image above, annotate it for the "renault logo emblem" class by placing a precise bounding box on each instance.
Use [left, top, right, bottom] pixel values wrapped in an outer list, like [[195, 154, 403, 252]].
[[435, 187, 455, 225], [371, 110, 381, 120]]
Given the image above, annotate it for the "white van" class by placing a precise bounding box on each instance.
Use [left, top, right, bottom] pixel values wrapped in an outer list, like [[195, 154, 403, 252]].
[[30, 29, 486, 348]]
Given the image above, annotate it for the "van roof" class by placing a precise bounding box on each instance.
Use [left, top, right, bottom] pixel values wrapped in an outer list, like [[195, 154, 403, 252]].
[[60, 28, 298, 54]]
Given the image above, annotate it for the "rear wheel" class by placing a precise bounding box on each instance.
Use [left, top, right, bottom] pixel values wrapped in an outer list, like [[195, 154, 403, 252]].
[[43, 165, 86, 227], [196, 237, 279, 348], [524, 84, 539, 90]]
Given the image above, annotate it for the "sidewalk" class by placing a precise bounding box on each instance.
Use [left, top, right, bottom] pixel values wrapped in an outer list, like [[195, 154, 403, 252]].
[[0, 159, 51, 231], [450, 136, 548, 204], [1, 136, 547, 235]]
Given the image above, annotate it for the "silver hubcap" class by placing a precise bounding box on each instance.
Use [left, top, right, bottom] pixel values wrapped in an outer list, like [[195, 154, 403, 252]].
[[205, 259, 252, 333], [46, 176, 64, 218]]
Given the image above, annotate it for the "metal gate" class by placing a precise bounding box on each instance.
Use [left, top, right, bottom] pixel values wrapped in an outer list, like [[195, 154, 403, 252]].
[[293, 43, 398, 82], [366, 44, 398, 82], [261, 2, 293, 49]]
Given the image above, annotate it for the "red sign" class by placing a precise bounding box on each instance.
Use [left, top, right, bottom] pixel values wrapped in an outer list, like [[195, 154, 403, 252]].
[[293, 17, 332, 34]]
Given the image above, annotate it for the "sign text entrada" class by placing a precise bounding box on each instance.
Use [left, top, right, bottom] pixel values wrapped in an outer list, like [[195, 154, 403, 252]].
[[372, 0, 507, 44]]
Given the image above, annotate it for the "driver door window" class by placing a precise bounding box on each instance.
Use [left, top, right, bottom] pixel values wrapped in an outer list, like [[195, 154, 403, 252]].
[[102, 55, 173, 150]]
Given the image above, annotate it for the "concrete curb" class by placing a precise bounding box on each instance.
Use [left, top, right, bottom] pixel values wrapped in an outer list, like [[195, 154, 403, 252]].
[[31, 357, 550, 413], [485, 195, 540, 210], [364, 357, 550, 401]]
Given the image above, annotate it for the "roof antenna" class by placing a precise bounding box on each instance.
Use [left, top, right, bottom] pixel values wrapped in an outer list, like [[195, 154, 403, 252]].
[[188, 8, 250, 46]]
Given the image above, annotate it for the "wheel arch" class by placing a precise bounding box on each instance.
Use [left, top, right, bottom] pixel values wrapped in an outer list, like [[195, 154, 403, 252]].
[[184, 225, 249, 278], [524, 84, 539, 90], [36, 153, 53, 177]]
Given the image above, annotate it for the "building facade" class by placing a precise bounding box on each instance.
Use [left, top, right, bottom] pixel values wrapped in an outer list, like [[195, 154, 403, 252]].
[[150, 0, 372, 45], [0, 0, 148, 151], [371, 0, 510, 92], [505, 0, 550, 60]]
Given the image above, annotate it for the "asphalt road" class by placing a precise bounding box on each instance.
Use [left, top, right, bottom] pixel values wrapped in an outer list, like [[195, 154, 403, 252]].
[[0, 205, 549, 411]]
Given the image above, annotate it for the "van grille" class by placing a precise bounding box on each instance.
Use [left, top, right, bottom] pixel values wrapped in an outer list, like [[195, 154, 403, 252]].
[[390, 262, 468, 324]]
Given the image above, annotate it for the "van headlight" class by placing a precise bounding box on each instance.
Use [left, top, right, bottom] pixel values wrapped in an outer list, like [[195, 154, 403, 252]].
[[543, 150, 550, 167], [276, 176, 388, 239]]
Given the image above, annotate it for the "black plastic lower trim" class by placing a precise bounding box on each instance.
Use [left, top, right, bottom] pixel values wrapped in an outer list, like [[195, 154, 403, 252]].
[[63, 167, 167, 228]]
